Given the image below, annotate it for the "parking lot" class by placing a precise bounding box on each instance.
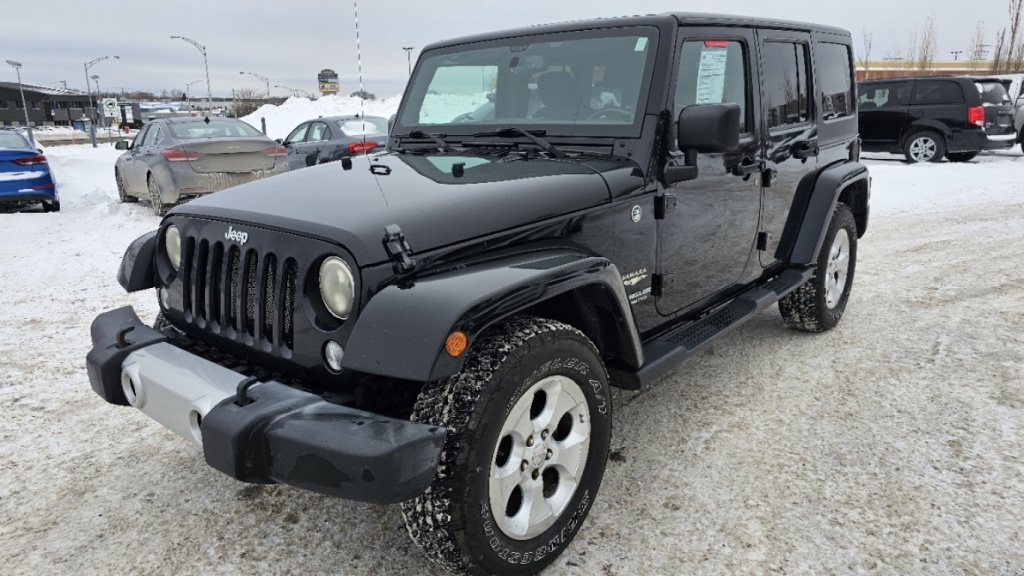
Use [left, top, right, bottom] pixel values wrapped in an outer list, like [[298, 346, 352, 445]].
[[0, 145, 1020, 575]]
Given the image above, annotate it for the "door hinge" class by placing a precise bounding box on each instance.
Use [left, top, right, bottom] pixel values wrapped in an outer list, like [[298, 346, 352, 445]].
[[382, 224, 417, 274], [757, 231, 772, 251], [651, 273, 674, 297], [654, 193, 678, 220]]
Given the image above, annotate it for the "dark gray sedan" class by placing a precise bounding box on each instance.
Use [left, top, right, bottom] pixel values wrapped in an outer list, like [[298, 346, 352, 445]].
[[114, 118, 288, 215], [280, 115, 389, 170]]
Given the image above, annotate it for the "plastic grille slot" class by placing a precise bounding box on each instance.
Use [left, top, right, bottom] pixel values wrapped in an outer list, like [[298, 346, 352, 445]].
[[194, 239, 209, 324], [227, 246, 241, 331], [262, 254, 278, 343], [209, 242, 224, 326], [283, 259, 297, 349], [244, 251, 258, 337]]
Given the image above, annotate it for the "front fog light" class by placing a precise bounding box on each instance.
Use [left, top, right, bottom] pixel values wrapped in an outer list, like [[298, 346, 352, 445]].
[[319, 256, 355, 319], [324, 341, 344, 373], [165, 225, 181, 271]]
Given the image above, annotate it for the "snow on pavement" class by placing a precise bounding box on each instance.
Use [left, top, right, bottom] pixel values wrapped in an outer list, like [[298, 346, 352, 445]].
[[1, 117, 1023, 575]]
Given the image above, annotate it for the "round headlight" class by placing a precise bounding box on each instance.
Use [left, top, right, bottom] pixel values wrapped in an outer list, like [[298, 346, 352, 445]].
[[319, 256, 355, 320], [165, 225, 181, 271]]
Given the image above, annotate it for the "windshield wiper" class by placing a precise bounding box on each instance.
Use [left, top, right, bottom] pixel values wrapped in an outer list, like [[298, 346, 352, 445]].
[[404, 129, 456, 154], [472, 127, 566, 158]]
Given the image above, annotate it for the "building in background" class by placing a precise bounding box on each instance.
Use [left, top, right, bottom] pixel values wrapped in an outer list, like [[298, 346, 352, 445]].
[[0, 82, 92, 127]]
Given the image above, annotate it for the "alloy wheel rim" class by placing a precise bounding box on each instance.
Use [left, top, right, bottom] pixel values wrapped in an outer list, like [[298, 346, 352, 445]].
[[488, 375, 591, 540], [824, 228, 851, 309], [910, 137, 936, 161]]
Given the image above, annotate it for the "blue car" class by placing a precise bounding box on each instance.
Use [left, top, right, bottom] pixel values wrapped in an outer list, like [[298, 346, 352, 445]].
[[0, 129, 59, 212]]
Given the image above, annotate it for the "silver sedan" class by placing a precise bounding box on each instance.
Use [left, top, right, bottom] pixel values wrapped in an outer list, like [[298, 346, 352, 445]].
[[114, 117, 288, 215]]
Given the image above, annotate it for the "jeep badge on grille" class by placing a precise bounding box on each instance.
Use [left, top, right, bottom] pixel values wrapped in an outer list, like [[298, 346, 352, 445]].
[[225, 226, 249, 245]]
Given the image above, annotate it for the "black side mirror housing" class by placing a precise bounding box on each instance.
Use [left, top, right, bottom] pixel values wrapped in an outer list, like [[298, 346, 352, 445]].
[[677, 103, 741, 153], [114, 140, 130, 151], [275, 138, 283, 144]]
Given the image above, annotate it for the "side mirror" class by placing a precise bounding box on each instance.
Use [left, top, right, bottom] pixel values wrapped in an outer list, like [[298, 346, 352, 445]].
[[275, 138, 283, 144], [115, 140, 130, 151], [677, 103, 740, 153]]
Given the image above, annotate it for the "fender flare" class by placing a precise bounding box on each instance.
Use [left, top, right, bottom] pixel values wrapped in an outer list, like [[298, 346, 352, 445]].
[[777, 161, 870, 265], [340, 249, 643, 382]]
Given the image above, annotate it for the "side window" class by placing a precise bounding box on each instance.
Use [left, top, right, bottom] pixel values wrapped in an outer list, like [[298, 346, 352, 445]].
[[133, 125, 150, 147], [763, 41, 811, 129], [858, 82, 908, 109], [284, 123, 309, 145], [674, 39, 750, 133], [308, 122, 331, 142], [817, 43, 853, 120], [142, 126, 162, 146], [911, 80, 964, 105]]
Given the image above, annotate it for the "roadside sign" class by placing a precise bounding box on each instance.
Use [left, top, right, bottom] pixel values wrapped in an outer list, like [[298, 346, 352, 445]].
[[102, 98, 118, 118]]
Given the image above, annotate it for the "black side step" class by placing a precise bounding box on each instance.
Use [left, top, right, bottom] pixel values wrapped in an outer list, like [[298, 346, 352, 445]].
[[610, 266, 812, 390]]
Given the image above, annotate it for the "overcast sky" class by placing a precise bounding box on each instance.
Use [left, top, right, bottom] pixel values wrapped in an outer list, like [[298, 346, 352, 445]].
[[2, 1, 1015, 98]]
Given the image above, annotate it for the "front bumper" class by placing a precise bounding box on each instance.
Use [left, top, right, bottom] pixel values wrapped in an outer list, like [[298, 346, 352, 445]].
[[86, 306, 445, 504]]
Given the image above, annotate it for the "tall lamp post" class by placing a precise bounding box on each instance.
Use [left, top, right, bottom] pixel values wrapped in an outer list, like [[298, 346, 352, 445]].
[[275, 84, 312, 98], [185, 79, 203, 115], [240, 71, 270, 100], [402, 46, 414, 76], [5, 60, 34, 148], [171, 36, 213, 117], [90, 74, 105, 132], [83, 55, 118, 147]]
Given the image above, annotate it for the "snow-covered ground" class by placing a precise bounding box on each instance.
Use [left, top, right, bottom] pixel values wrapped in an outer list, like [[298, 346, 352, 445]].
[[1, 129, 1023, 575]]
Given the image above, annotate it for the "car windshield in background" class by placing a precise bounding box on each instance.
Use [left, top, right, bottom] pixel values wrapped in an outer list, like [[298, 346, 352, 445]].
[[976, 81, 1012, 105], [168, 120, 263, 139], [398, 27, 658, 135], [0, 133, 29, 149], [336, 117, 388, 136]]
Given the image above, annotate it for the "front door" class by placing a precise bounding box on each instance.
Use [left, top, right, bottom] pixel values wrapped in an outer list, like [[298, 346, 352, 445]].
[[656, 28, 763, 317]]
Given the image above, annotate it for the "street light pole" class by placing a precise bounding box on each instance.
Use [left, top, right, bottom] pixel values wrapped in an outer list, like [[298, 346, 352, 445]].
[[171, 36, 213, 117], [185, 79, 203, 115], [83, 55, 119, 147], [240, 71, 270, 100], [5, 60, 35, 148], [91, 74, 105, 132], [402, 46, 414, 76]]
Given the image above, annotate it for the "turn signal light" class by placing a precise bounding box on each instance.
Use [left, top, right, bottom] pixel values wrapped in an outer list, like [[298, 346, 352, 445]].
[[445, 331, 468, 358], [13, 154, 47, 165], [967, 106, 985, 127], [348, 141, 377, 154]]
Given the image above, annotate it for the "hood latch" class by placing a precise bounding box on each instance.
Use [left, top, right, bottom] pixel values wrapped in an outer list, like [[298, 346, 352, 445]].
[[383, 224, 417, 274]]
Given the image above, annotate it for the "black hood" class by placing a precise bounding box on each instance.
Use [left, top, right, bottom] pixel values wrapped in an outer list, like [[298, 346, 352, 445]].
[[172, 151, 639, 265]]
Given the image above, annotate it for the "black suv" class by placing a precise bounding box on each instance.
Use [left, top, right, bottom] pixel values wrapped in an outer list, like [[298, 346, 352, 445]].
[[87, 13, 869, 576], [858, 75, 1016, 162]]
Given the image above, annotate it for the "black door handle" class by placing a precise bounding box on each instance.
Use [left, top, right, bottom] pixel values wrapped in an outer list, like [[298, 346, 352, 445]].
[[731, 157, 763, 177], [794, 140, 819, 160]]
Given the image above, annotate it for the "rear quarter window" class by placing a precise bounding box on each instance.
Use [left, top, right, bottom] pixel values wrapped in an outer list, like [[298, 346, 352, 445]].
[[817, 43, 854, 120], [910, 80, 964, 105]]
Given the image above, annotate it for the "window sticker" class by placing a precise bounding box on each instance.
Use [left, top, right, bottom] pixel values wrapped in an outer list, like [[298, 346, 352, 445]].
[[695, 46, 728, 104], [635, 37, 648, 51]]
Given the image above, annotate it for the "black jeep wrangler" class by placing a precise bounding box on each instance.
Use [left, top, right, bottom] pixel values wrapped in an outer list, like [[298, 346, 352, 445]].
[[87, 13, 869, 576]]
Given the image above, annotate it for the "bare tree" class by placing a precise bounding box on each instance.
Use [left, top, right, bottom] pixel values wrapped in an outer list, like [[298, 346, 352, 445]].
[[968, 21, 987, 73], [883, 45, 909, 77], [992, 0, 1024, 72], [857, 29, 874, 79], [916, 11, 938, 72], [233, 87, 263, 117]]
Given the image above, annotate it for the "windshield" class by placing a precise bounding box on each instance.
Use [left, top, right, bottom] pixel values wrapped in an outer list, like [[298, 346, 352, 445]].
[[0, 132, 30, 149], [168, 120, 264, 139], [397, 27, 659, 137]]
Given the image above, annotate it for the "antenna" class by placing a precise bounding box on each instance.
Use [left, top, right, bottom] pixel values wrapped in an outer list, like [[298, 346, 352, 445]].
[[354, 1, 367, 153]]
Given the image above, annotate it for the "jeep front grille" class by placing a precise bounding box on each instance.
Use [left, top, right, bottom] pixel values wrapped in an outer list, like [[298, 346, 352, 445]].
[[181, 236, 298, 351]]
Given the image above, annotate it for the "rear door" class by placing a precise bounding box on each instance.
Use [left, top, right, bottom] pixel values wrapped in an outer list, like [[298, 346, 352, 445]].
[[857, 80, 911, 146], [908, 79, 966, 138], [757, 29, 817, 267], [974, 80, 1016, 138], [656, 28, 763, 316]]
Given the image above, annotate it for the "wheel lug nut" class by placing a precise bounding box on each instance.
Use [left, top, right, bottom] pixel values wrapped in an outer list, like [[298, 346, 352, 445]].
[[546, 449, 552, 460], [526, 436, 534, 447], [541, 430, 549, 440], [521, 460, 529, 471], [532, 469, 540, 480]]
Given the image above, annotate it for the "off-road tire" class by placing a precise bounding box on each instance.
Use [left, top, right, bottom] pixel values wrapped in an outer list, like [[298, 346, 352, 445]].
[[153, 312, 170, 331], [147, 175, 169, 217], [402, 315, 612, 576], [946, 151, 979, 162], [116, 168, 137, 203], [779, 203, 857, 332], [903, 131, 945, 163]]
